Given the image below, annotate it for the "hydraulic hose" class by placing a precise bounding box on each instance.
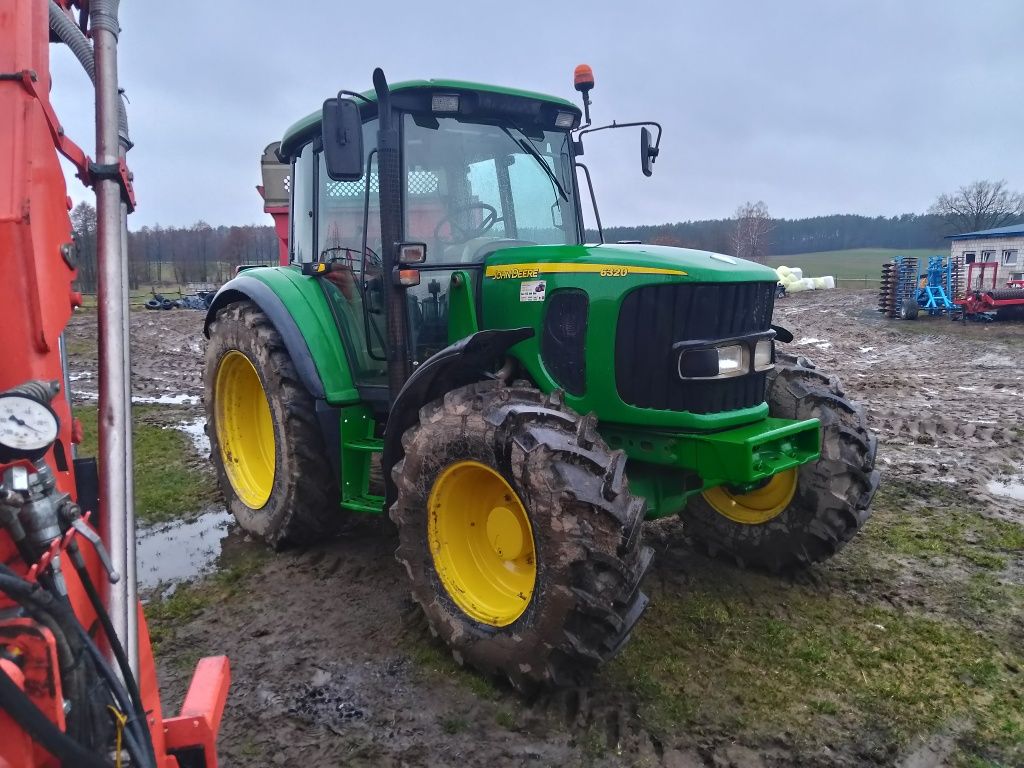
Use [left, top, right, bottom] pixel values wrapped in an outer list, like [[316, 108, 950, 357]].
[[70, 619, 156, 768], [0, 568, 94, 743], [0, 568, 154, 768], [47, 0, 95, 82], [48, 0, 133, 151], [0, 667, 113, 768], [71, 552, 156, 759]]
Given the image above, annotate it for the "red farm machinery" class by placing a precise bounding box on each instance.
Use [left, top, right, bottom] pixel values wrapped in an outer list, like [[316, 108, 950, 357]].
[[956, 261, 1024, 321], [1, 1, 228, 765]]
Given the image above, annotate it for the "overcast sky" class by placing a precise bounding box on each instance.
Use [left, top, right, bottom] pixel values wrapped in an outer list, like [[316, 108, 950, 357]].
[[50, 1, 1023, 229]]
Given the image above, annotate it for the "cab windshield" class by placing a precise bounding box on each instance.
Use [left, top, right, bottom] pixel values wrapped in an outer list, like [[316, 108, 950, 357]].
[[402, 115, 578, 264]]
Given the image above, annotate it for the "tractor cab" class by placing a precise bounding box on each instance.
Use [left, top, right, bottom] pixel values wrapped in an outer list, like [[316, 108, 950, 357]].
[[263, 77, 591, 403]]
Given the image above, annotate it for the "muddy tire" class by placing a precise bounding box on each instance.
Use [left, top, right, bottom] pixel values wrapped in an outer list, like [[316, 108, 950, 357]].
[[682, 353, 879, 571], [900, 298, 919, 320], [204, 300, 344, 549], [391, 380, 652, 691]]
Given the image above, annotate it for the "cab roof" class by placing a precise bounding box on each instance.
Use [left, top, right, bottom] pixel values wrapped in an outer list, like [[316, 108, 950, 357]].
[[279, 79, 581, 160]]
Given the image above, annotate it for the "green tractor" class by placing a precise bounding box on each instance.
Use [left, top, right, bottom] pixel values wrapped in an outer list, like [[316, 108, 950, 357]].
[[203, 67, 879, 690]]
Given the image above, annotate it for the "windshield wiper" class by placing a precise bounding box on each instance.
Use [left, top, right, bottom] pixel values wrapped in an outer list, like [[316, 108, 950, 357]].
[[501, 127, 569, 202]]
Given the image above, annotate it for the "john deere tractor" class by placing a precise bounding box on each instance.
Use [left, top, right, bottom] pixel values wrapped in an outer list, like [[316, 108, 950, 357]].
[[203, 67, 878, 690]]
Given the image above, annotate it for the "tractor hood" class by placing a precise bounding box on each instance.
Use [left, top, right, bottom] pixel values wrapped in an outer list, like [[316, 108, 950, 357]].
[[483, 243, 779, 284]]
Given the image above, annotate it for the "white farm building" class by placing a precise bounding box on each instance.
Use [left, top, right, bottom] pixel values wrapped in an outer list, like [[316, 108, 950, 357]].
[[948, 223, 1024, 286]]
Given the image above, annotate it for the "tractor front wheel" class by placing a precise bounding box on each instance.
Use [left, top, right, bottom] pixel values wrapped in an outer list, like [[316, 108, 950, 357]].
[[682, 353, 879, 571], [391, 381, 652, 691], [204, 301, 345, 549]]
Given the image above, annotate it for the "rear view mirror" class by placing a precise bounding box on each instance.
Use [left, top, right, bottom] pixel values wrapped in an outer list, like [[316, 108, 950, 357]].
[[322, 97, 364, 181], [640, 127, 658, 177]]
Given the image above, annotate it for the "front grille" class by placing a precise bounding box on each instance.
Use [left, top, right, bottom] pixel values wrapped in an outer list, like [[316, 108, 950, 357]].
[[615, 282, 776, 414]]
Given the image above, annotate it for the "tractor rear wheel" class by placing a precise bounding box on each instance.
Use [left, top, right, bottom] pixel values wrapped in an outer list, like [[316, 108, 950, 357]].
[[682, 353, 879, 571], [391, 381, 652, 691], [204, 301, 344, 549]]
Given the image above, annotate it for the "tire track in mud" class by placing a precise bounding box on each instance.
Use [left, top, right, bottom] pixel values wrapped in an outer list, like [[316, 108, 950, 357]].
[[65, 309, 206, 402], [775, 292, 1024, 517]]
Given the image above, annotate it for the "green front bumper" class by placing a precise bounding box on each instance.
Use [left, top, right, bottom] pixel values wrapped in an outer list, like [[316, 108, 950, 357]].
[[602, 417, 821, 519]]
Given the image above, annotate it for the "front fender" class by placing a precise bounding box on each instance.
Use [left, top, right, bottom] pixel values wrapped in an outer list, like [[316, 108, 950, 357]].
[[204, 268, 359, 404], [382, 327, 534, 507]]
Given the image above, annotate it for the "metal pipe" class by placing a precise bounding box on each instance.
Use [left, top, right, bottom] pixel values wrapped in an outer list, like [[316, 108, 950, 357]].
[[91, 0, 135, 678], [119, 198, 137, 675]]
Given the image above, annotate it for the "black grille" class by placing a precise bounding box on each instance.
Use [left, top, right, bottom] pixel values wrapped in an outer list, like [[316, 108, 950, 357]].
[[542, 290, 588, 396], [615, 282, 776, 414]]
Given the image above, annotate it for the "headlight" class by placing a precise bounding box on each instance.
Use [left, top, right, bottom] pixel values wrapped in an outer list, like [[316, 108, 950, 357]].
[[554, 110, 576, 128], [753, 339, 774, 371], [431, 94, 460, 113], [715, 344, 748, 377], [677, 344, 748, 380]]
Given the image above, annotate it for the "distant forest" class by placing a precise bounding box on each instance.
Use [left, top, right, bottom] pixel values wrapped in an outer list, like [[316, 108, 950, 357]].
[[598, 213, 950, 256], [70, 204, 971, 292]]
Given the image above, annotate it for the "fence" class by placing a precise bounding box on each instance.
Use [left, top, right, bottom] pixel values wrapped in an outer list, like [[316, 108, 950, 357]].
[[833, 277, 882, 290]]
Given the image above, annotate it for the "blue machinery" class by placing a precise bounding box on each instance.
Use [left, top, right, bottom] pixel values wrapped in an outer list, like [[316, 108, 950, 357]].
[[878, 255, 961, 319]]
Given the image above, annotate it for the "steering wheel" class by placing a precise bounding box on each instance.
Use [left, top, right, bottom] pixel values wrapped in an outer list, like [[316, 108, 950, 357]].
[[433, 203, 501, 245]]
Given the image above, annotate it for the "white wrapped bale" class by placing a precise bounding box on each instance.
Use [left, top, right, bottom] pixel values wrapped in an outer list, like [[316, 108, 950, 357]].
[[821, 275, 836, 289], [801, 277, 817, 291], [789, 267, 803, 281], [776, 266, 792, 279]]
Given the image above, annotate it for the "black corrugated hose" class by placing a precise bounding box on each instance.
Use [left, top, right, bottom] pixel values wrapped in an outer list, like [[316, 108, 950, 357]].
[[0, 566, 155, 768]]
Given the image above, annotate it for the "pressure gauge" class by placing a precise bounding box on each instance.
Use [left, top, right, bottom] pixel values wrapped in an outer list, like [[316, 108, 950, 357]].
[[0, 393, 60, 462]]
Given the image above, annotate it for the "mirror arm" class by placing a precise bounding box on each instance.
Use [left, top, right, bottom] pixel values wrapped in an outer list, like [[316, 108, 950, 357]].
[[338, 89, 374, 105], [575, 120, 663, 150]]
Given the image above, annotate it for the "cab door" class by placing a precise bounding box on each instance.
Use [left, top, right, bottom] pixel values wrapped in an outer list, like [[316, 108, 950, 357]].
[[307, 119, 389, 389]]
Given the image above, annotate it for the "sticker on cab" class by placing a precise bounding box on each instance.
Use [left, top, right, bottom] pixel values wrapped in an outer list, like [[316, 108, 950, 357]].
[[520, 280, 546, 302]]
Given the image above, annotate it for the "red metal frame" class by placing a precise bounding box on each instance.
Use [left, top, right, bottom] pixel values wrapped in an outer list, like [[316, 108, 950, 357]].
[[1, 1, 228, 764], [955, 261, 1024, 316], [257, 184, 290, 266]]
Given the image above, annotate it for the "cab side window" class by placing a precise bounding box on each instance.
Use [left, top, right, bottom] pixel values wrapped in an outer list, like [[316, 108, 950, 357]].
[[313, 119, 388, 385], [290, 143, 315, 263], [316, 119, 381, 266]]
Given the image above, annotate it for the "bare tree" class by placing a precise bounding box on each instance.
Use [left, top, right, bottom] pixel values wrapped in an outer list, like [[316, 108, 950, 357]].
[[730, 201, 773, 263], [70, 201, 98, 293], [929, 179, 1024, 235]]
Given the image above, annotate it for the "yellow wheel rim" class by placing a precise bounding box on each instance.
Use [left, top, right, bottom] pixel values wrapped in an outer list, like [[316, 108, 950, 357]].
[[214, 350, 276, 509], [427, 461, 536, 627], [702, 469, 798, 525]]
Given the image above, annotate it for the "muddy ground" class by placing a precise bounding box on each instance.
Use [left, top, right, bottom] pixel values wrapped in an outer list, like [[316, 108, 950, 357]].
[[65, 292, 1024, 767]]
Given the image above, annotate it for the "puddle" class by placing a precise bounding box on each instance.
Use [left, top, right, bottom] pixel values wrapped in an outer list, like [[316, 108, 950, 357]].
[[136, 509, 233, 592], [133, 393, 200, 405], [72, 392, 201, 405], [175, 417, 210, 458], [986, 475, 1024, 502]]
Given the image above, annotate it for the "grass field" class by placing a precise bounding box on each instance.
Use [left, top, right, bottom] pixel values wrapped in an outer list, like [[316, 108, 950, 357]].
[[766, 248, 942, 284], [75, 405, 216, 524]]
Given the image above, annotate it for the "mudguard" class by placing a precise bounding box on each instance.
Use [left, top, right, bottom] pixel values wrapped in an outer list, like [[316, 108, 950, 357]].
[[203, 270, 359, 404], [382, 327, 534, 507], [205, 275, 325, 398]]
